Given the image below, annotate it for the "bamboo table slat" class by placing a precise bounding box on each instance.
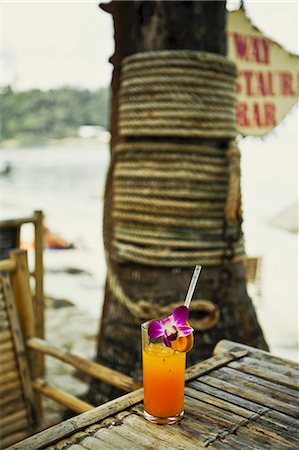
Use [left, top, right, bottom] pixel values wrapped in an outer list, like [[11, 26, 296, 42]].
[[6, 340, 299, 450]]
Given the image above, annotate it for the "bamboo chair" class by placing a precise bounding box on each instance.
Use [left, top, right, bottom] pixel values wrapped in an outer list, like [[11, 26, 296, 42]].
[[0, 250, 137, 448]]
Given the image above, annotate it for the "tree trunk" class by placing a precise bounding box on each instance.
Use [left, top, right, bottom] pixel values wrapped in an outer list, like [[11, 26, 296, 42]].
[[89, 0, 268, 406]]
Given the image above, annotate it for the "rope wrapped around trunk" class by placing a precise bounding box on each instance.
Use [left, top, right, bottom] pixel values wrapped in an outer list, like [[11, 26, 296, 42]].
[[104, 50, 244, 327]]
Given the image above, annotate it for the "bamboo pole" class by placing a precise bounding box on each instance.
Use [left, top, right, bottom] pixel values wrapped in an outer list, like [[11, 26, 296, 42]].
[[0, 388, 23, 406], [0, 409, 28, 429], [0, 360, 17, 375], [9, 250, 42, 417], [0, 340, 13, 352], [32, 378, 93, 414], [9, 251, 35, 341], [33, 210, 45, 380], [0, 430, 30, 449], [0, 379, 21, 395], [0, 349, 15, 364], [0, 214, 37, 229], [0, 259, 16, 273], [33, 211, 44, 328], [0, 371, 19, 386], [0, 399, 25, 417], [26, 337, 135, 392], [0, 328, 12, 343], [0, 416, 30, 440]]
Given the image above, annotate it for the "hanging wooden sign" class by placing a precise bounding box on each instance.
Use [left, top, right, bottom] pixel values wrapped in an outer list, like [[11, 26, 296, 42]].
[[227, 8, 299, 136]]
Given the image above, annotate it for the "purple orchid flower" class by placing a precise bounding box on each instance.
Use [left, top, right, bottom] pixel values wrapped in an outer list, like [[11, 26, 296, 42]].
[[148, 306, 194, 348]]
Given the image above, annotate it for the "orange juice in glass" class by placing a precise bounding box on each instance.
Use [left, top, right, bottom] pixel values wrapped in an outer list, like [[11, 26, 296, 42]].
[[141, 306, 194, 424]]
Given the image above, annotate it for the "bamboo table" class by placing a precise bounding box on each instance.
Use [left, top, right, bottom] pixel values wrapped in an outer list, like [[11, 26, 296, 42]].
[[7, 340, 299, 450]]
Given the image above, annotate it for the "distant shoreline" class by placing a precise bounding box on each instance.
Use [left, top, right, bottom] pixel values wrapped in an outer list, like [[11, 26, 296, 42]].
[[0, 136, 110, 150]]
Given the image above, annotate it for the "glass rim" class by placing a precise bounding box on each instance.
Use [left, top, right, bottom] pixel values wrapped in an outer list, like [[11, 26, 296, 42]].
[[141, 320, 151, 330]]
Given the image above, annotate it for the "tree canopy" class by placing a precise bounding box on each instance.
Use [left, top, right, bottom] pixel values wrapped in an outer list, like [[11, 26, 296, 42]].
[[1, 86, 110, 146]]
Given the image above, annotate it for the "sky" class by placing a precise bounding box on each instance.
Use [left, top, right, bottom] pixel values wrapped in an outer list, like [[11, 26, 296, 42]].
[[1, 0, 298, 91]]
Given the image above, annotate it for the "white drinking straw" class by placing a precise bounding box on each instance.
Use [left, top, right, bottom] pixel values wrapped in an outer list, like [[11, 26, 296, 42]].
[[184, 265, 202, 309]]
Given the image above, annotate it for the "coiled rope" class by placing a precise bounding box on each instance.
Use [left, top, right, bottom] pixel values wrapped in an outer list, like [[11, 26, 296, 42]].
[[105, 50, 244, 327], [118, 50, 237, 139]]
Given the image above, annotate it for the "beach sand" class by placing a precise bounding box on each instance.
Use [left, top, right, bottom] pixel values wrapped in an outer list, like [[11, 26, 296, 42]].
[[42, 301, 99, 425]]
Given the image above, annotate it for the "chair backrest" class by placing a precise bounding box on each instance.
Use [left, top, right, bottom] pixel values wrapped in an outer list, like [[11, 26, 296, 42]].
[[0, 212, 45, 387], [0, 265, 38, 448], [0, 211, 44, 341]]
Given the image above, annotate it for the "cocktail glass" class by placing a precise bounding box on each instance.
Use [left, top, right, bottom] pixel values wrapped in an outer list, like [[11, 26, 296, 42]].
[[141, 320, 186, 425]]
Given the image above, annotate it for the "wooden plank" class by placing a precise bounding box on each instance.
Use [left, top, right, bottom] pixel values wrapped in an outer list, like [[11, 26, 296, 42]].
[[188, 379, 299, 440], [27, 337, 135, 392], [187, 408, 267, 450], [44, 432, 88, 450], [5, 389, 144, 450], [228, 357, 299, 391], [176, 417, 235, 450], [183, 393, 294, 449], [121, 413, 200, 450], [62, 446, 86, 450], [185, 385, 299, 445], [79, 435, 120, 450], [199, 373, 299, 418], [185, 349, 248, 381], [93, 424, 147, 449], [94, 418, 161, 449], [32, 378, 93, 414], [132, 402, 236, 450], [180, 410, 264, 450], [214, 339, 299, 370], [183, 396, 273, 448], [216, 366, 299, 406], [223, 364, 299, 400], [83, 410, 132, 431]]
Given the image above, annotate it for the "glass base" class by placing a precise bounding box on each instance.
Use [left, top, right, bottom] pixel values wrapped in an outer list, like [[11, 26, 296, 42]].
[[143, 409, 184, 425]]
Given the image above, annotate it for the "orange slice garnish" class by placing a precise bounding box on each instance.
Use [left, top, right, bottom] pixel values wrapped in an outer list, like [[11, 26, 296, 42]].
[[171, 332, 194, 352], [171, 321, 194, 353]]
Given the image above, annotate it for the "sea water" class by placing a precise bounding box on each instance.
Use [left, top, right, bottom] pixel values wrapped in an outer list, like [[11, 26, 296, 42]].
[[1, 143, 109, 320]]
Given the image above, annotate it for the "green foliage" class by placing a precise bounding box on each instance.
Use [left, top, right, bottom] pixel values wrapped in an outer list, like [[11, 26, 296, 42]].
[[0, 85, 110, 145]]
